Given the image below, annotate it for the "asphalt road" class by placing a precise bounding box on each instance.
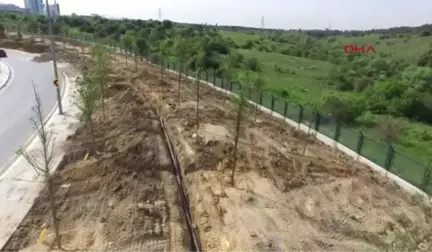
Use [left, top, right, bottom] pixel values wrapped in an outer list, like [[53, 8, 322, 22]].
[[0, 49, 56, 170]]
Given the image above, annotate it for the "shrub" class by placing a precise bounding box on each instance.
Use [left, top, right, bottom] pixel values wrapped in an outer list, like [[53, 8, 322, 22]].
[[335, 81, 354, 91], [323, 96, 364, 124], [280, 48, 292, 55], [241, 40, 254, 49], [421, 31, 431, 37], [354, 76, 374, 92], [258, 45, 271, 52], [280, 90, 289, 98], [149, 53, 162, 64], [246, 57, 261, 72]]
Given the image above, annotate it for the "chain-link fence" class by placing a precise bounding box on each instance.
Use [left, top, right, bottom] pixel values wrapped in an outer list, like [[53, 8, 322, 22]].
[[7, 25, 430, 195], [76, 33, 432, 194], [161, 54, 432, 194]]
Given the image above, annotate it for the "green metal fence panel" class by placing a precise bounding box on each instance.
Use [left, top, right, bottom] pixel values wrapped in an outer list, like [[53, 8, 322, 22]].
[[175, 63, 182, 75], [317, 114, 337, 139], [361, 137, 388, 167], [250, 90, 260, 105], [302, 107, 315, 127], [273, 97, 285, 116], [232, 82, 242, 95], [391, 152, 427, 190], [339, 127, 360, 152], [286, 102, 301, 122], [189, 67, 197, 79], [215, 76, 223, 88], [261, 92, 272, 110], [200, 70, 206, 82]]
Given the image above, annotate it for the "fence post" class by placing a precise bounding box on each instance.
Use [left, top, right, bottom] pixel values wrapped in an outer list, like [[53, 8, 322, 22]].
[[298, 105, 304, 123], [284, 101, 288, 121], [422, 160, 432, 191], [270, 95, 275, 115], [314, 112, 320, 132], [213, 70, 216, 85], [205, 71, 208, 83], [221, 78, 225, 90], [356, 132, 364, 156], [248, 86, 252, 100], [259, 92, 263, 105], [230, 81, 233, 92], [384, 144, 395, 171], [334, 120, 341, 142]]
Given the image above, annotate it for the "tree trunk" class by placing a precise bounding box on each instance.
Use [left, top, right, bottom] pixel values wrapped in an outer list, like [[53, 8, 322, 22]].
[[134, 53, 137, 72], [222, 78, 229, 105], [302, 119, 314, 155], [46, 176, 61, 249], [255, 104, 259, 122], [177, 71, 182, 105], [88, 119, 96, 154], [101, 91, 106, 121], [160, 62, 164, 79], [196, 71, 200, 131], [231, 97, 244, 186]]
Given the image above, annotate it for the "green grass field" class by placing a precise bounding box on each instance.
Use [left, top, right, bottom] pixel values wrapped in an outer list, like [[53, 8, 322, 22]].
[[237, 49, 334, 103], [219, 29, 432, 192], [335, 34, 432, 64]]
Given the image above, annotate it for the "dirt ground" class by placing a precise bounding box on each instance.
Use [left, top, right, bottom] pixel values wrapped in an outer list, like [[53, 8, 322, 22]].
[[111, 54, 432, 251], [1, 42, 188, 252], [2, 38, 432, 251]]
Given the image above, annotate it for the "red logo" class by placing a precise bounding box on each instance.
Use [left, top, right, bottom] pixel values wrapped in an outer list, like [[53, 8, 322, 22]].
[[344, 45, 376, 54]]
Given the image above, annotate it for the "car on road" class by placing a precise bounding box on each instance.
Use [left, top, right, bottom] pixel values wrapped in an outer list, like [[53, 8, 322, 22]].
[[0, 49, 7, 58]]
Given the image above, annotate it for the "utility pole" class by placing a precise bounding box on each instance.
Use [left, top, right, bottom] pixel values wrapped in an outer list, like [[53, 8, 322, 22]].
[[158, 8, 162, 21], [45, 0, 63, 115]]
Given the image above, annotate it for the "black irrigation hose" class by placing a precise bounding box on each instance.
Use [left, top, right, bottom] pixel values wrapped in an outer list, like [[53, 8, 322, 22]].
[[160, 117, 202, 252]]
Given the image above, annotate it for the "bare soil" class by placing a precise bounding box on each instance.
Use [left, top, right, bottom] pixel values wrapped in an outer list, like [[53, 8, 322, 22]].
[[112, 54, 432, 251], [1, 42, 188, 252], [2, 38, 432, 251]]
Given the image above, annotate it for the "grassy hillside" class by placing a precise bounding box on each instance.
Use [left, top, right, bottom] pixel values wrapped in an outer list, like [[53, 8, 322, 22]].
[[221, 28, 432, 164], [336, 34, 432, 63], [237, 49, 334, 103]]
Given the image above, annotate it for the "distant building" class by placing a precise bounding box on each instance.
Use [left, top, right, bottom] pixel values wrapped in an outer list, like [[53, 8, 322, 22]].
[[0, 4, 29, 14], [43, 3, 60, 17], [24, 0, 43, 15]]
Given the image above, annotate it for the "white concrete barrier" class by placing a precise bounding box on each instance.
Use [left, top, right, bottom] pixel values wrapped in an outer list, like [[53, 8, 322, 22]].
[[0, 61, 11, 91]]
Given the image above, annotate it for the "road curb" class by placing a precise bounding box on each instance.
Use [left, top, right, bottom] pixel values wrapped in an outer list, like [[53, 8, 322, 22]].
[[0, 68, 68, 176], [0, 61, 12, 91]]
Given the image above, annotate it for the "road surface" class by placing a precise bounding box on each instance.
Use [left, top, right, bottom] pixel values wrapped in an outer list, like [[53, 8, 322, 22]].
[[0, 49, 56, 171]]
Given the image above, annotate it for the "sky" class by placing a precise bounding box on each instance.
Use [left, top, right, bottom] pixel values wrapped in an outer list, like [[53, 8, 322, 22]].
[[1, 0, 431, 30]]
